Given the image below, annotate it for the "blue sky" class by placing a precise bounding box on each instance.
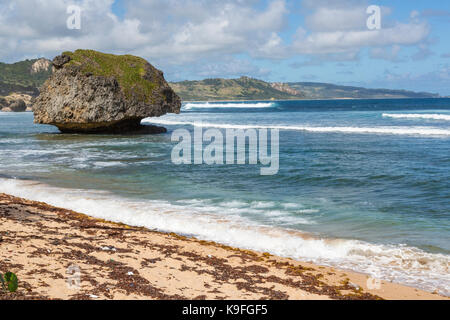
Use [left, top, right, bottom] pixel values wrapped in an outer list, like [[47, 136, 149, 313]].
[[1, 0, 449, 95]]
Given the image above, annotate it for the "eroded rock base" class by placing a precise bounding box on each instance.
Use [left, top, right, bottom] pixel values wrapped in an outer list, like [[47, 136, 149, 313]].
[[56, 121, 167, 135]]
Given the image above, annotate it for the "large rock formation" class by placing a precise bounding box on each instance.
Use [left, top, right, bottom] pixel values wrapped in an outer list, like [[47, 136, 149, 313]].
[[33, 50, 181, 133]]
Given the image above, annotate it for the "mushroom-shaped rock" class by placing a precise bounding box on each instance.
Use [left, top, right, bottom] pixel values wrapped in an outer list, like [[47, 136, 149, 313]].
[[33, 50, 181, 134]]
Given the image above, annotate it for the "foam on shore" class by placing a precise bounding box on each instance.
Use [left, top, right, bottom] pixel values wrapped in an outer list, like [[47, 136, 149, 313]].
[[1, 177, 449, 296]]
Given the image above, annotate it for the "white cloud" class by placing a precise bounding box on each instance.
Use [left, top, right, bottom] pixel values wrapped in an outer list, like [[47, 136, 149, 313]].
[[122, 0, 288, 62], [368, 65, 450, 95], [0, 0, 436, 78], [0, 0, 288, 78], [192, 57, 270, 79], [370, 45, 402, 62], [305, 6, 368, 32], [292, 1, 430, 60]]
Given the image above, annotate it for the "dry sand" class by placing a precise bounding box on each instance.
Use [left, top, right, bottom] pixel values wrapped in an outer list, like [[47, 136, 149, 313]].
[[0, 193, 446, 300]]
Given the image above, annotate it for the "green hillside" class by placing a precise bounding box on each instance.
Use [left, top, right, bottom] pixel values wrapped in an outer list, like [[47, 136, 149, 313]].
[[0, 59, 52, 96], [170, 77, 303, 101], [287, 82, 440, 99], [170, 78, 440, 101]]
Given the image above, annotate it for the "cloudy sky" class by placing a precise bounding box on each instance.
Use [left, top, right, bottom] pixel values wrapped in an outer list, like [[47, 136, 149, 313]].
[[1, 0, 450, 95]]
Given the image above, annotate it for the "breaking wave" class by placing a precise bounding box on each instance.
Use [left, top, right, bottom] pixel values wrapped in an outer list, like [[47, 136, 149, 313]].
[[383, 113, 450, 121], [143, 119, 450, 137], [183, 102, 275, 110], [1, 177, 449, 296]]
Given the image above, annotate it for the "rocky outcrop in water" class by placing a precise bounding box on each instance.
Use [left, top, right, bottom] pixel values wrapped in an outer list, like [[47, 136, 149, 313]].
[[33, 50, 181, 133], [9, 99, 26, 112], [0, 97, 28, 112]]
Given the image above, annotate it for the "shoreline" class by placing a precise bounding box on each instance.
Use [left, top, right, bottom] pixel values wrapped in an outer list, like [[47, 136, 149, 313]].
[[0, 193, 446, 300]]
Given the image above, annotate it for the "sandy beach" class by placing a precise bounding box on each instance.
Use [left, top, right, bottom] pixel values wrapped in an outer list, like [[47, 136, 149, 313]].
[[0, 193, 446, 301]]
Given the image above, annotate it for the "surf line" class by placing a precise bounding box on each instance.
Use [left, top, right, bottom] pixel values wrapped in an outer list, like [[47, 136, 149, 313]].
[[171, 123, 279, 176]]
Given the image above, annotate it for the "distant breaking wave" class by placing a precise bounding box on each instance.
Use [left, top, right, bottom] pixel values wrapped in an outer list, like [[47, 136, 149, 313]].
[[183, 102, 275, 110], [143, 119, 450, 136], [383, 113, 450, 121]]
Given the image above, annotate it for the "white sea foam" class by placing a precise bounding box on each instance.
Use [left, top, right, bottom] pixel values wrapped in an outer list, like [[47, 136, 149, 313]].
[[183, 102, 275, 110], [282, 203, 303, 209], [143, 119, 450, 137], [251, 201, 276, 209], [219, 200, 248, 208], [269, 216, 312, 225], [1, 177, 449, 296], [177, 199, 211, 205], [296, 209, 320, 214], [383, 113, 450, 121], [92, 161, 126, 168], [266, 210, 289, 217]]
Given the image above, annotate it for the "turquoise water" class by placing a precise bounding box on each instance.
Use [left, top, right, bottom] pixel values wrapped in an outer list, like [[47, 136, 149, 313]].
[[0, 98, 449, 294]]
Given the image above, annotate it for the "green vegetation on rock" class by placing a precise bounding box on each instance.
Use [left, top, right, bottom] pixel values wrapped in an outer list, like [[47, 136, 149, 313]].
[[34, 50, 180, 133], [63, 50, 157, 103]]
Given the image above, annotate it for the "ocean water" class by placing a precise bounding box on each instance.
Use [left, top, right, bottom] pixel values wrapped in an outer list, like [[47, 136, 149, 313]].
[[0, 98, 449, 295]]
